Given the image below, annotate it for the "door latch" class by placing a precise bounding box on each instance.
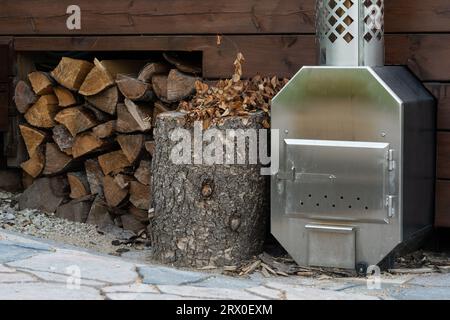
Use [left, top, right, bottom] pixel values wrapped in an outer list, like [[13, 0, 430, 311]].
[[387, 149, 395, 171], [386, 195, 396, 218]]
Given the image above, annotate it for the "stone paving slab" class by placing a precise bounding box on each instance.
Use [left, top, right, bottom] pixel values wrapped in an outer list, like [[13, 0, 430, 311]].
[[24, 269, 108, 287], [0, 241, 53, 264], [0, 272, 37, 283], [157, 285, 265, 300], [0, 264, 16, 273], [105, 293, 205, 300], [386, 285, 450, 300], [407, 273, 450, 288], [138, 265, 210, 285], [102, 283, 160, 294], [0, 282, 102, 300]]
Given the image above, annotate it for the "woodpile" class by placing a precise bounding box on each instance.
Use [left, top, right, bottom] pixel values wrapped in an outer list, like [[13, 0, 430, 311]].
[[14, 55, 199, 236]]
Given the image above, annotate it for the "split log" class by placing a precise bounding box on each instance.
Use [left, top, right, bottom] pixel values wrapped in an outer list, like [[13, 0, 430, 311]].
[[167, 69, 197, 102], [79, 59, 115, 96], [152, 75, 168, 102], [92, 121, 115, 139], [150, 112, 267, 267], [67, 172, 91, 199], [84, 103, 111, 123], [114, 174, 134, 189], [98, 150, 131, 175], [14, 80, 37, 113], [121, 214, 146, 234], [19, 176, 69, 213], [128, 204, 149, 224], [129, 181, 151, 210], [56, 199, 92, 223], [20, 146, 45, 178], [163, 52, 202, 75], [24, 95, 59, 128], [28, 71, 53, 95], [138, 62, 170, 83], [116, 100, 152, 133], [52, 125, 74, 154], [19, 124, 46, 157], [103, 175, 128, 207], [153, 101, 171, 126], [85, 86, 119, 115], [117, 134, 144, 164], [116, 74, 154, 102], [71, 132, 104, 158], [85, 159, 104, 197], [43, 143, 73, 175], [53, 86, 77, 107], [54, 106, 97, 136], [51, 57, 94, 91], [100, 60, 146, 79], [22, 172, 34, 189], [86, 196, 114, 227], [134, 160, 151, 186], [144, 141, 155, 157]]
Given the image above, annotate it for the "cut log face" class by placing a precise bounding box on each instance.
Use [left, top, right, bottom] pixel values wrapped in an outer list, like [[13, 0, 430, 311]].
[[56, 200, 92, 223], [52, 125, 74, 153], [117, 134, 144, 164], [98, 150, 131, 175], [43, 143, 73, 175], [100, 60, 146, 79], [28, 71, 54, 95], [144, 141, 155, 157], [92, 121, 116, 139], [24, 95, 59, 128], [84, 103, 111, 123], [19, 124, 47, 157], [20, 146, 45, 178], [86, 196, 114, 227], [124, 99, 152, 132], [22, 172, 34, 189], [85, 159, 104, 197], [129, 181, 151, 210], [116, 74, 154, 101], [54, 106, 97, 136], [134, 160, 151, 186], [163, 52, 202, 75], [53, 86, 77, 107], [67, 171, 91, 199], [51, 57, 94, 91], [103, 175, 128, 207], [14, 80, 37, 113], [19, 176, 69, 213], [167, 69, 198, 102], [153, 101, 171, 127], [138, 62, 171, 83], [128, 204, 149, 224], [152, 74, 168, 102], [72, 132, 104, 158], [86, 86, 118, 115], [79, 59, 115, 96], [121, 214, 146, 234]]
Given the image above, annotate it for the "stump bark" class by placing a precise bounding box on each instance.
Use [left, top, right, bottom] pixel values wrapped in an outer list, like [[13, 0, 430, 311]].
[[150, 111, 268, 267]]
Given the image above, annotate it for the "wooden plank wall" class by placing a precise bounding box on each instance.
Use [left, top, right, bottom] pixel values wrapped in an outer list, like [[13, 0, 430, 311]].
[[0, 0, 450, 226]]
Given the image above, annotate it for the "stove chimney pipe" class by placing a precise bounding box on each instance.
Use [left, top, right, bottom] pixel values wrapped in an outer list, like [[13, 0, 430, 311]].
[[316, 0, 385, 67]]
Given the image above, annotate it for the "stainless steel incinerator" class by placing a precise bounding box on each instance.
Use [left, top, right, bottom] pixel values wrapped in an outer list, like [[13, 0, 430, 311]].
[[271, 0, 436, 270]]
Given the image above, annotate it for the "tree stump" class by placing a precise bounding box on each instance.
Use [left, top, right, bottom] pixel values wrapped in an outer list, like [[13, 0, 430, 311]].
[[151, 111, 268, 267]]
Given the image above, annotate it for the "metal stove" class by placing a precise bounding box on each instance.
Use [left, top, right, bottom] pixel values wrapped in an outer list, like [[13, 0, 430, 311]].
[[271, 0, 436, 270]]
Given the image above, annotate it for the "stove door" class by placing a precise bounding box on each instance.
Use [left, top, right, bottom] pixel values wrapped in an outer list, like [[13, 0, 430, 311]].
[[281, 139, 392, 223]]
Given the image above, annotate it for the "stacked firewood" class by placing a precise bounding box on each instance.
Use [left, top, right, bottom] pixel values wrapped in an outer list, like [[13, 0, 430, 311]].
[[14, 54, 199, 235]]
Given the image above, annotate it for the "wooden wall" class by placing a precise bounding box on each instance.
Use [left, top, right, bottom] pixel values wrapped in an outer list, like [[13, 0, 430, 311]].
[[0, 0, 449, 226]]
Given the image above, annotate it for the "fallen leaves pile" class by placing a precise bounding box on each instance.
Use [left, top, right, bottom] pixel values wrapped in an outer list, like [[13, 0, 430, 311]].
[[178, 53, 289, 129]]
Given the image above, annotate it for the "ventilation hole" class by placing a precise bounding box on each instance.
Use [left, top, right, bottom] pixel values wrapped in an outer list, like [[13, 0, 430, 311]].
[[343, 32, 354, 43], [343, 0, 353, 9], [336, 24, 345, 35], [324, 195, 328, 199], [301, 202, 304, 206], [309, 194, 312, 198], [343, 16, 354, 26], [335, 7, 345, 17], [328, 0, 337, 9], [357, 197, 361, 201], [328, 16, 337, 26], [364, 0, 372, 8], [329, 33, 338, 43], [340, 196, 344, 199], [332, 204, 336, 208], [365, 206, 369, 210], [364, 15, 371, 25], [364, 32, 373, 42], [377, 0, 382, 7], [316, 203, 320, 207], [349, 205, 352, 209], [376, 32, 382, 40]]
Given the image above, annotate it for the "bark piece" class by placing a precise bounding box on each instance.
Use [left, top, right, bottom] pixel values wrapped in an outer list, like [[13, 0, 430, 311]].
[[72, 132, 104, 158], [19, 176, 69, 213], [138, 62, 170, 82], [121, 214, 146, 234], [67, 172, 91, 199], [14, 80, 37, 113], [152, 74, 168, 102], [167, 69, 197, 102], [92, 121, 116, 139], [56, 199, 92, 223], [86, 196, 114, 227], [54, 106, 97, 136], [19, 124, 46, 157], [144, 141, 155, 157], [53, 86, 77, 107], [163, 52, 202, 74], [85, 159, 104, 197], [116, 134, 144, 164], [20, 146, 45, 178], [43, 143, 73, 175], [85, 86, 118, 115], [103, 175, 128, 207], [116, 74, 154, 101], [79, 59, 115, 96], [52, 125, 74, 153], [51, 57, 94, 91], [24, 95, 59, 128], [129, 181, 151, 210], [98, 150, 131, 175], [134, 160, 151, 186], [28, 71, 53, 95]]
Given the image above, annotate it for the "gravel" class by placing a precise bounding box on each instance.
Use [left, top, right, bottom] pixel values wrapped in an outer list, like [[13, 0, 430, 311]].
[[0, 190, 152, 259]]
